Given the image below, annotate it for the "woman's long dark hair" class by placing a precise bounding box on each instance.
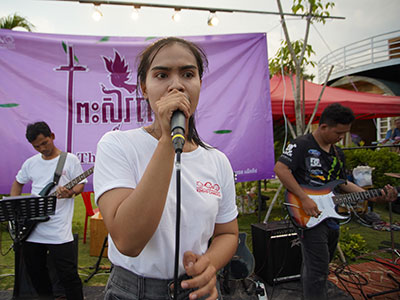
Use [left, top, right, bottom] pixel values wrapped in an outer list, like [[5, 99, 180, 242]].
[[136, 37, 211, 149]]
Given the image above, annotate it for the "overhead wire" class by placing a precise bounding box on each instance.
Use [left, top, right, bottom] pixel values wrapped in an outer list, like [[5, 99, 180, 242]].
[[311, 23, 358, 91], [279, 20, 289, 152]]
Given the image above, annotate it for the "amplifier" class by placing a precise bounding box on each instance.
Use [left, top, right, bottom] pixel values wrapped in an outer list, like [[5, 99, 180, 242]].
[[251, 221, 302, 285]]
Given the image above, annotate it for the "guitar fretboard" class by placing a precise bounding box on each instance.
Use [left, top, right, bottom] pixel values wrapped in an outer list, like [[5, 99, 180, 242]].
[[333, 186, 400, 206], [49, 167, 94, 197]]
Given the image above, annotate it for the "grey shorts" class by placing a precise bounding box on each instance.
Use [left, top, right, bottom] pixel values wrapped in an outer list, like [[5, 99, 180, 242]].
[[104, 265, 219, 300]]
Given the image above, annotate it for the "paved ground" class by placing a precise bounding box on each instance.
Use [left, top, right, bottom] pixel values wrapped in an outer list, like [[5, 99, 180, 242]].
[[328, 260, 400, 300]]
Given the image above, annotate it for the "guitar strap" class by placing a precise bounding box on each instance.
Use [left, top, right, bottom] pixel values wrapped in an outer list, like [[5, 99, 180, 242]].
[[53, 151, 67, 186], [332, 145, 348, 185]]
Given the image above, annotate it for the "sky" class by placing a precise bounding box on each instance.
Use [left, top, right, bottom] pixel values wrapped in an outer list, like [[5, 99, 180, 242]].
[[1, 0, 400, 82]]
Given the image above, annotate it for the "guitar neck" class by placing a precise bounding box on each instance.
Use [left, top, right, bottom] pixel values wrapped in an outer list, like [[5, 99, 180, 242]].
[[333, 186, 400, 206], [49, 167, 94, 197]]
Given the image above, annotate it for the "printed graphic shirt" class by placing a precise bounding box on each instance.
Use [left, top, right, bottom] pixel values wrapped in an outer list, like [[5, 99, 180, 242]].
[[94, 127, 238, 279], [278, 133, 346, 187], [278, 134, 347, 230]]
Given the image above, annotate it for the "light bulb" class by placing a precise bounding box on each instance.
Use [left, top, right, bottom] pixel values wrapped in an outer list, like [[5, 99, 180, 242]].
[[172, 9, 181, 22], [92, 5, 103, 22], [131, 7, 139, 20], [207, 12, 219, 27]]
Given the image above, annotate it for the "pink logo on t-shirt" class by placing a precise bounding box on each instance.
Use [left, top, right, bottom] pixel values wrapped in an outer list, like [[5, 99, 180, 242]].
[[196, 181, 221, 197]]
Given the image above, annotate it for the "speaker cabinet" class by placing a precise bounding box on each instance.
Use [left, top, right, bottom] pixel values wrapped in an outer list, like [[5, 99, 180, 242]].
[[251, 221, 302, 285]]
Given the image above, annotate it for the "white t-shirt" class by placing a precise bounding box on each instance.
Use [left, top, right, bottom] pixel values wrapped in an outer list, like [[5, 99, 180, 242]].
[[94, 127, 238, 279], [16, 153, 86, 244]]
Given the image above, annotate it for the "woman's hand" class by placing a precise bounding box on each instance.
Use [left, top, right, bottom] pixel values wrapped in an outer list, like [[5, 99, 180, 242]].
[[155, 90, 191, 139], [181, 251, 218, 300]]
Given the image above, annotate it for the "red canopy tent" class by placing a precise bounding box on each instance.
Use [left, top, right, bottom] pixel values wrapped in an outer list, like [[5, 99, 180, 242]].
[[270, 75, 400, 123]]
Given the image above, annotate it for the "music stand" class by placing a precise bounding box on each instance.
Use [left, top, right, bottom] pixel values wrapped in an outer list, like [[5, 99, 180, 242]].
[[0, 195, 57, 300], [85, 236, 109, 283]]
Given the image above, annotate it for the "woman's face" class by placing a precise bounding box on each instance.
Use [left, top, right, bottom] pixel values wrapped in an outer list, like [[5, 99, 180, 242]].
[[141, 43, 202, 117]]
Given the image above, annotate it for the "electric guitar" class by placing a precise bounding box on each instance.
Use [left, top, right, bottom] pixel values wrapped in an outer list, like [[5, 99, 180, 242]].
[[223, 232, 254, 280], [284, 179, 400, 230], [8, 166, 94, 242], [220, 232, 263, 297]]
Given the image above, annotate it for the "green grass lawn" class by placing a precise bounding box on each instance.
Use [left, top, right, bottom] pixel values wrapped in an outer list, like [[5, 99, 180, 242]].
[[1, 183, 399, 291]]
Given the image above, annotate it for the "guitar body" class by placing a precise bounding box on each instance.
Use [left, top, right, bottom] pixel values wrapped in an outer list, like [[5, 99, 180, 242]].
[[284, 180, 348, 230], [224, 232, 254, 280], [8, 167, 94, 242], [220, 232, 261, 298], [8, 183, 55, 242], [39, 182, 56, 197], [285, 181, 399, 230]]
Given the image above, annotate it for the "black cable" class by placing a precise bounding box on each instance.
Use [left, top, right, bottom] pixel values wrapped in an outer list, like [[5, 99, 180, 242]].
[[0, 224, 13, 256], [370, 257, 400, 272], [333, 247, 400, 300], [333, 262, 369, 300], [338, 209, 352, 225], [0, 244, 12, 256], [350, 205, 373, 228], [173, 151, 182, 299]]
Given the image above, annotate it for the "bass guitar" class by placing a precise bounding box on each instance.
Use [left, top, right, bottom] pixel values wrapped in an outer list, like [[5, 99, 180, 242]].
[[8, 166, 94, 242], [220, 232, 261, 297], [284, 179, 400, 230], [228, 232, 255, 280]]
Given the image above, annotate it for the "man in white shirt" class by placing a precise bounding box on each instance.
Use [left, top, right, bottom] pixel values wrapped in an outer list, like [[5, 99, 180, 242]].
[[10, 121, 85, 300]]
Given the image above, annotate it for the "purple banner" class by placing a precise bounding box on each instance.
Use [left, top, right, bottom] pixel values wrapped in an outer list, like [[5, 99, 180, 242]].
[[0, 30, 274, 193]]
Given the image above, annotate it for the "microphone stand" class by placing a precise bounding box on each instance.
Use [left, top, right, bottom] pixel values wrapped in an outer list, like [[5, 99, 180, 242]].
[[173, 150, 182, 300], [171, 112, 185, 299]]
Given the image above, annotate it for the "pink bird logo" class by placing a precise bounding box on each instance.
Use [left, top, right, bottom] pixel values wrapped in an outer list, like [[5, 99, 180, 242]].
[[102, 51, 137, 94]]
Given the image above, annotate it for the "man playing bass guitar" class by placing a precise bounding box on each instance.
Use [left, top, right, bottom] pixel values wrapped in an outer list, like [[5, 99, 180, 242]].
[[10, 121, 85, 300], [274, 103, 397, 300]]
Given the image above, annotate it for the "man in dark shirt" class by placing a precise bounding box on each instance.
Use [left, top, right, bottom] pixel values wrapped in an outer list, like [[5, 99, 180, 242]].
[[274, 103, 397, 300]]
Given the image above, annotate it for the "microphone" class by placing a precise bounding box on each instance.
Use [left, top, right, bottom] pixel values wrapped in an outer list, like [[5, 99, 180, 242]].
[[171, 110, 186, 153]]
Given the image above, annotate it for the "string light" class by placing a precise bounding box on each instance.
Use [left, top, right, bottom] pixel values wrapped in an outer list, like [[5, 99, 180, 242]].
[[207, 12, 219, 27], [92, 4, 103, 21], [59, 0, 345, 25], [131, 6, 139, 20], [172, 9, 181, 22]]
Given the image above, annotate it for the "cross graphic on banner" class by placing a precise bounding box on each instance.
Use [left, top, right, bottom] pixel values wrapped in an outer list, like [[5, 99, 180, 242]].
[[55, 44, 87, 152]]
